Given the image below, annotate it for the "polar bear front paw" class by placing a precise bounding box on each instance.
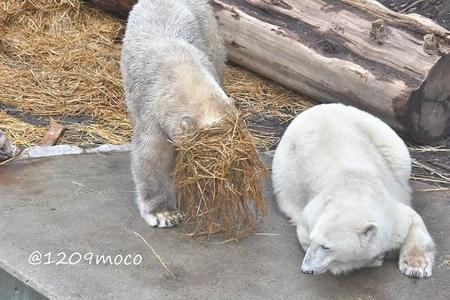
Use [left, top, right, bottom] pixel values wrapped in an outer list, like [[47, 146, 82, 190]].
[[143, 211, 183, 228], [399, 247, 433, 279]]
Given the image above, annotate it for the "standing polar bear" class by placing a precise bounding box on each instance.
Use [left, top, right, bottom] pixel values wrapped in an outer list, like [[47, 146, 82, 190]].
[[121, 0, 234, 227], [272, 104, 435, 278]]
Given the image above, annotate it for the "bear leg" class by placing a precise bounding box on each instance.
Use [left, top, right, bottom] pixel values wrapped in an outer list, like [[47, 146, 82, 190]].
[[131, 129, 182, 228], [398, 210, 435, 278]]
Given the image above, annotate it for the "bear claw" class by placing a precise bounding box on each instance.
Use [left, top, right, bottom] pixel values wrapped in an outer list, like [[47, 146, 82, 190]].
[[143, 211, 183, 228], [399, 262, 432, 279]]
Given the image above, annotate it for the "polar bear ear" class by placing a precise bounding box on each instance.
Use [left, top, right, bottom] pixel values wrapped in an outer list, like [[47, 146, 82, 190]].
[[179, 116, 197, 132], [361, 222, 378, 240]]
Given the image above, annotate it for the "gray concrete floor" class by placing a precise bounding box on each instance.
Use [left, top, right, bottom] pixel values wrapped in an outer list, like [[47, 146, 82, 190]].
[[0, 152, 449, 299]]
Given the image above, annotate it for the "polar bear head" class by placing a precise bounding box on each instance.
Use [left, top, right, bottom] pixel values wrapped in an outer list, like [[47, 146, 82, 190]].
[[163, 60, 236, 139], [300, 205, 386, 275]]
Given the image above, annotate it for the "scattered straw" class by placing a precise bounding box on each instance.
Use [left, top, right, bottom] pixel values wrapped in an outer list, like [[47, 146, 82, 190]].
[[411, 158, 449, 185], [415, 187, 450, 192], [132, 230, 176, 279], [252, 233, 281, 236], [71, 180, 105, 196], [174, 115, 268, 239], [224, 66, 314, 150], [0, 153, 21, 165], [0, 111, 46, 147], [408, 144, 450, 153], [440, 255, 450, 268]]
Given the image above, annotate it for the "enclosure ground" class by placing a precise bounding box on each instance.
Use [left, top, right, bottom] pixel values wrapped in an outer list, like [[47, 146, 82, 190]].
[[0, 152, 449, 299]]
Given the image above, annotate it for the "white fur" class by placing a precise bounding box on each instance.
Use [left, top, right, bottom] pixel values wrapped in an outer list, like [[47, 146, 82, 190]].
[[272, 104, 435, 278]]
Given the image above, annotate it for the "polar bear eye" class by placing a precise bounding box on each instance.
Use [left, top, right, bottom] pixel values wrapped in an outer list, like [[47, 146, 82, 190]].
[[320, 245, 330, 250]]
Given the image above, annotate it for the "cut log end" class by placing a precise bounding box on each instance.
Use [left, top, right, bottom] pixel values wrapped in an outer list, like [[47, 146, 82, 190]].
[[409, 54, 450, 144]]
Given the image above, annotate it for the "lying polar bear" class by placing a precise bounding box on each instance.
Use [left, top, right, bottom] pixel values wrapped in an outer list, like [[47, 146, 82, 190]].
[[272, 104, 435, 279]]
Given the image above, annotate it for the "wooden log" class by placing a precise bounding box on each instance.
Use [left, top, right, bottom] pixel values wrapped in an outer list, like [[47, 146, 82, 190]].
[[86, 0, 450, 144]]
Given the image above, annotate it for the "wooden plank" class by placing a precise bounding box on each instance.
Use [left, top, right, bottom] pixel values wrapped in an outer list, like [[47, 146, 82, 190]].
[[40, 123, 65, 146]]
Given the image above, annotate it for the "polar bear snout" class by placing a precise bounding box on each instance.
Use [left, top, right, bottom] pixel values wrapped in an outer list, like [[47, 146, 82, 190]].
[[301, 245, 330, 275], [300, 258, 317, 275], [300, 251, 315, 274]]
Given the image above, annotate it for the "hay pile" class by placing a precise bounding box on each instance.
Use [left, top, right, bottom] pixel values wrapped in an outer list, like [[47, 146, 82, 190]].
[[0, 0, 131, 146], [174, 115, 267, 238]]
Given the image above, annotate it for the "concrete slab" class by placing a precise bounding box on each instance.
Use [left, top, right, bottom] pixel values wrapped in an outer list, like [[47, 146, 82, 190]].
[[0, 152, 449, 299]]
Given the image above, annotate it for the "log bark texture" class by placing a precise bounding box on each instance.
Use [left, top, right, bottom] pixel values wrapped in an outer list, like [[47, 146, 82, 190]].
[[86, 0, 450, 144]]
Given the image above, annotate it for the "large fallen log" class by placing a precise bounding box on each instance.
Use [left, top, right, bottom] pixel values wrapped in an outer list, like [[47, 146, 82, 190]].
[[86, 0, 450, 144]]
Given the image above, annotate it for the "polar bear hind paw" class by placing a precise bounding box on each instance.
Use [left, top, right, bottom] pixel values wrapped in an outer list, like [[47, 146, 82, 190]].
[[143, 211, 183, 228]]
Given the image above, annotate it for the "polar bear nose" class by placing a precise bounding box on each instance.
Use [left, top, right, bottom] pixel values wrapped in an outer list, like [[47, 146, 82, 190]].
[[301, 269, 314, 275], [300, 265, 314, 274]]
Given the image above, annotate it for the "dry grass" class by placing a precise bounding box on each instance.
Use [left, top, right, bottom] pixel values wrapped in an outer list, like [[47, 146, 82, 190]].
[[132, 230, 176, 279], [174, 115, 267, 239], [0, 111, 46, 147], [225, 67, 312, 123], [408, 143, 450, 189], [225, 66, 313, 150], [0, 0, 131, 146]]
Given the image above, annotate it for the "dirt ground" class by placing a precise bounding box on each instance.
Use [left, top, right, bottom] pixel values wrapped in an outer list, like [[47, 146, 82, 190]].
[[378, 0, 450, 30]]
